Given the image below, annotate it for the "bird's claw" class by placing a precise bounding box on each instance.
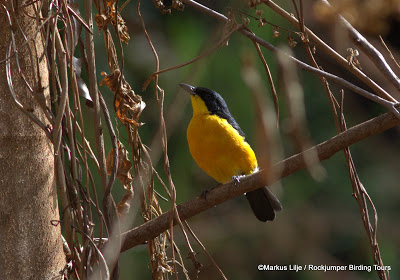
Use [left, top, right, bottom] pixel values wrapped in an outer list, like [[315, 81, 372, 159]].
[[232, 175, 244, 186], [200, 189, 209, 200]]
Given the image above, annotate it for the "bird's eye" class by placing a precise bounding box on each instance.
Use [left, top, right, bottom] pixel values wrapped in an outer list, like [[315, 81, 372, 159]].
[[204, 94, 211, 100]]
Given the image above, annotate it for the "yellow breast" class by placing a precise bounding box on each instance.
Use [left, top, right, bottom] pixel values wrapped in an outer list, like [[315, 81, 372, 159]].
[[187, 113, 258, 183]]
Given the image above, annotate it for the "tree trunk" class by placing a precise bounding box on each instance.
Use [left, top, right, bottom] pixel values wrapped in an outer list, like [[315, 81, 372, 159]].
[[0, 1, 65, 279]]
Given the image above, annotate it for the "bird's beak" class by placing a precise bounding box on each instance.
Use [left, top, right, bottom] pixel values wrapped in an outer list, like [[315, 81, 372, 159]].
[[180, 83, 196, 95]]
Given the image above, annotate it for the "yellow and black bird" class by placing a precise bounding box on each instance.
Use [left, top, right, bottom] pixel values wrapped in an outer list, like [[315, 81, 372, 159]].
[[180, 83, 282, 222]]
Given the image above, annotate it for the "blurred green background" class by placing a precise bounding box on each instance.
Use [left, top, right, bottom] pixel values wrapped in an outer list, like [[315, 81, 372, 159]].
[[77, 0, 400, 279]]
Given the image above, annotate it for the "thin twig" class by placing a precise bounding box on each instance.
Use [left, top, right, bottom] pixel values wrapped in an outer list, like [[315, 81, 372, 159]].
[[99, 91, 118, 198], [142, 22, 244, 91], [250, 32, 279, 127], [73, 226, 110, 280], [338, 93, 387, 280], [53, 28, 68, 153], [184, 221, 227, 280], [5, 42, 51, 138], [84, 0, 115, 276], [84, 0, 108, 215], [379, 35, 400, 70], [3, 5, 51, 139]]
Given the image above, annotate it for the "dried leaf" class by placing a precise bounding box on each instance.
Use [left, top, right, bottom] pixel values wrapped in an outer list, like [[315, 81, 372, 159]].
[[117, 188, 134, 217], [258, 17, 266, 27], [297, 32, 309, 43], [106, 141, 135, 217], [255, 10, 263, 17], [247, 0, 262, 8], [171, 0, 184, 11], [288, 35, 297, 48], [347, 48, 362, 70], [152, 0, 183, 13], [95, 14, 110, 30], [100, 70, 146, 126], [94, 0, 130, 43], [106, 141, 133, 186], [272, 26, 280, 38], [312, 45, 317, 54], [106, 142, 131, 183]]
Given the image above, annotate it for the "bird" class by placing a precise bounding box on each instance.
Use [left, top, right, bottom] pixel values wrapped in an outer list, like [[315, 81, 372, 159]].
[[180, 83, 282, 222]]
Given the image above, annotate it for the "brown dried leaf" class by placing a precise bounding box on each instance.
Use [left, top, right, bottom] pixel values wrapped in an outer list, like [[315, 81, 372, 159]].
[[100, 70, 146, 126], [117, 187, 134, 217], [94, 0, 130, 43], [247, 0, 262, 8], [297, 32, 309, 43], [272, 26, 280, 38], [106, 141, 133, 185], [312, 45, 317, 54], [347, 48, 362, 70], [171, 0, 184, 11], [258, 17, 266, 27], [288, 35, 298, 48], [152, 0, 183, 14], [117, 17, 130, 43], [94, 14, 109, 30]]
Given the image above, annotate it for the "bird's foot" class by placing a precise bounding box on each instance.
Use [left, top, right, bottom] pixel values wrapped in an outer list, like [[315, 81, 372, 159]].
[[200, 189, 210, 200], [200, 183, 222, 200], [232, 175, 245, 186]]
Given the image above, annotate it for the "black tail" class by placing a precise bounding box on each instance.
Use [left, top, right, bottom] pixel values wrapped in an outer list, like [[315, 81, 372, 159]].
[[245, 187, 282, 222]]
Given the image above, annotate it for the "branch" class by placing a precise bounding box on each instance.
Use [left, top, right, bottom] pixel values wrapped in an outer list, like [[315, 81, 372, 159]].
[[121, 112, 399, 252]]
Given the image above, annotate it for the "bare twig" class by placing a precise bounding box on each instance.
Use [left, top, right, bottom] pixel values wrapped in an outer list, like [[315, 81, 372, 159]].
[[84, 0, 118, 277], [99, 90, 118, 198], [142, 21, 243, 90], [379, 35, 400, 70], [73, 226, 110, 280], [52, 29, 68, 153], [184, 221, 227, 279], [3, 5, 51, 139], [84, 0, 108, 221], [277, 46, 325, 181], [250, 34, 279, 127], [337, 92, 387, 280]]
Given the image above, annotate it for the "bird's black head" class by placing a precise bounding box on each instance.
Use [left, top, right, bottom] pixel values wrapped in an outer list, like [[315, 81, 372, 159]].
[[193, 87, 229, 115], [180, 83, 229, 115], [180, 83, 246, 139]]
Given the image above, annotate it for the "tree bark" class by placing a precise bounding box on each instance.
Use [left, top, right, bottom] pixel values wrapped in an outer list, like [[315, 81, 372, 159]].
[[0, 1, 65, 279]]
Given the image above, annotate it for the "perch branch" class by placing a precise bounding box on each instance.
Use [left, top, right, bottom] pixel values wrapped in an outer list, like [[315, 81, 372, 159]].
[[121, 112, 399, 252]]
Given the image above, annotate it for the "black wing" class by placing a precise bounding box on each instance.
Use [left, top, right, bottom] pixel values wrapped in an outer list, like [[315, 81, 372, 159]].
[[213, 109, 248, 142]]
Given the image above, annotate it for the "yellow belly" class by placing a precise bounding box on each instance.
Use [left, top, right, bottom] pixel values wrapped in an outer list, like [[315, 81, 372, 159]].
[[187, 114, 257, 183]]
